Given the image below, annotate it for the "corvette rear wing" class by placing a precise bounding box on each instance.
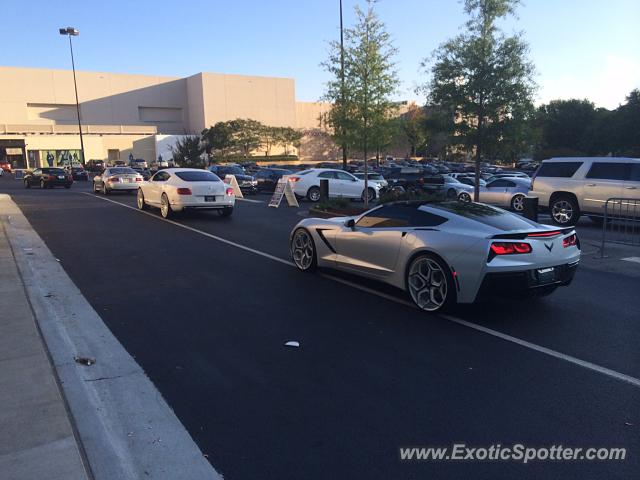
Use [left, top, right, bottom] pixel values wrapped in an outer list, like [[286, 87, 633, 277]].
[[490, 227, 575, 240]]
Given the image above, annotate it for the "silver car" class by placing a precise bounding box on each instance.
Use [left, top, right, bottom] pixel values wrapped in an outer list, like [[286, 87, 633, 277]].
[[457, 177, 530, 211], [530, 157, 640, 225], [93, 167, 143, 195], [290, 201, 580, 312]]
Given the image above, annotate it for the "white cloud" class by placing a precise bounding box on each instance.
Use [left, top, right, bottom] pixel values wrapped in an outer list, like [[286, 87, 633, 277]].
[[538, 55, 640, 109]]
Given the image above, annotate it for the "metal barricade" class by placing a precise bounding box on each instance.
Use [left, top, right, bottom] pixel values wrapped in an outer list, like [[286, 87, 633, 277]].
[[600, 198, 640, 257]]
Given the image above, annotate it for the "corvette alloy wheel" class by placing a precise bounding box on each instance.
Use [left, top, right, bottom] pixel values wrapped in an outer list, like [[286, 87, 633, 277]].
[[291, 229, 316, 271], [408, 256, 450, 312]]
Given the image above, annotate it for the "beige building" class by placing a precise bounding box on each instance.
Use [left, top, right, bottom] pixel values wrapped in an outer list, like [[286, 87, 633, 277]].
[[0, 66, 331, 168]]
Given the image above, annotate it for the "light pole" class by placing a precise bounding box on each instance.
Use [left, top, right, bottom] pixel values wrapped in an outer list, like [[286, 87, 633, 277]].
[[59, 27, 85, 166], [339, 0, 347, 170]]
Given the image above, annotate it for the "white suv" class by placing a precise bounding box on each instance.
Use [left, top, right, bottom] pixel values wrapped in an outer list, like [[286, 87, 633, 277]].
[[289, 168, 381, 202], [530, 157, 640, 225]]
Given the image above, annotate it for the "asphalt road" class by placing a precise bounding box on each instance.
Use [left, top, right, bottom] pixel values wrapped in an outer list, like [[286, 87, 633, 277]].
[[2, 176, 639, 479]]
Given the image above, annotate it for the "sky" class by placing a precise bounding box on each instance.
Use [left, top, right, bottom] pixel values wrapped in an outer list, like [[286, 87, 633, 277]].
[[3, 0, 639, 110]]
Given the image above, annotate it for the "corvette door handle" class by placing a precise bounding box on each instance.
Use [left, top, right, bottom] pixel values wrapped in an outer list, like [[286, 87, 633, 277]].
[[586, 183, 596, 187], [625, 186, 637, 190]]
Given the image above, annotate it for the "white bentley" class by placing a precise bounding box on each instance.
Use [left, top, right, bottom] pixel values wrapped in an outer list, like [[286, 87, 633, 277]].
[[137, 168, 235, 218]]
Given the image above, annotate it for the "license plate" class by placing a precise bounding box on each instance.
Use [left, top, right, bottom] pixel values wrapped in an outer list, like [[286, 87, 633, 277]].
[[204, 196, 216, 202], [537, 267, 556, 284], [124, 178, 132, 183]]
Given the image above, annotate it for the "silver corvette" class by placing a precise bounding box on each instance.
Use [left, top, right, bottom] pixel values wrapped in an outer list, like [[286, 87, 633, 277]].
[[290, 201, 580, 312]]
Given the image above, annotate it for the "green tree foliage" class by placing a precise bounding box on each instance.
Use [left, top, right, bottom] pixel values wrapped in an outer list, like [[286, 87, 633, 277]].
[[227, 119, 263, 159], [534, 90, 640, 159], [401, 104, 427, 157], [169, 135, 205, 168], [201, 122, 233, 160], [423, 0, 536, 199], [323, 0, 399, 205]]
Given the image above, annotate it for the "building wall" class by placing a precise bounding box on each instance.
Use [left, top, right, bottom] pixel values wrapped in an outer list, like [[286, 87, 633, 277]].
[[0, 66, 189, 135], [194, 72, 297, 131]]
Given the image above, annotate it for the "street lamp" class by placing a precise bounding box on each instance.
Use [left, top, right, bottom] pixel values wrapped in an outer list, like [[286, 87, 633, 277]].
[[59, 27, 85, 166]]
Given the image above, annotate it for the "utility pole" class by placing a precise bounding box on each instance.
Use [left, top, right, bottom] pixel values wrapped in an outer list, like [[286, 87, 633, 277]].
[[339, 0, 347, 169], [59, 27, 85, 166]]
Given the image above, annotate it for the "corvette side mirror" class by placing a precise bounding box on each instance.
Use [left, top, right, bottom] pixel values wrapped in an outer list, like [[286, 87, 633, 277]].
[[345, 218, 355, 229]]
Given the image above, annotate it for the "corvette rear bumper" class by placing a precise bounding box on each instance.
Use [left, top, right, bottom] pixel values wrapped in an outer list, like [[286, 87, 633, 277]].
[[475, 260, 579, 300]]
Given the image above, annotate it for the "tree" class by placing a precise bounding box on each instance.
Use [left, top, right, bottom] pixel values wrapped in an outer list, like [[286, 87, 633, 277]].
[[201, 122, 233, 161], [401, 104, 427, 157], [228, 119, 263, 159], [422, 0, 536, 200], [534, 99, 597, 157], [280, 127, 303, 156], [323, 0, 399, 205], [260, 125, 279, 157], [169, 136, 205, 168]]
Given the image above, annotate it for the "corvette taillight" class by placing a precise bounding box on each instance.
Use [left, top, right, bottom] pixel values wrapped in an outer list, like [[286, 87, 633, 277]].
[[176, 188, 192, 195], [490, 242, 532, 256], [108, 176, 120, 183], [288, 176, 300, 182], [563, 233, 577, 248]]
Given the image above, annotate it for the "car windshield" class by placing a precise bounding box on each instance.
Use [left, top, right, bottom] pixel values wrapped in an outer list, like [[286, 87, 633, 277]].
[[175, 171, 221, 182], [110, 168, 136, 175], [430, 201, 538, 231]]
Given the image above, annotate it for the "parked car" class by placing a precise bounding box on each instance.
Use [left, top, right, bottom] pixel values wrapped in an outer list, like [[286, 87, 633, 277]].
[[290, 201, 580, 312], [289, 168, 381, 202], [208, 165, 257, 195], [137, 168, 235, 218], [0, 168, 3, 177], [130, 158, 148, 169], [23, 167, 73, 189], [93, 167, 143, 195], [67, 166, 89, 181], [85, 159, 105, 172], [131, 167, 151, 180], [113, 160, 127, 167], [455, 176, 487, 188], [352, 172, 388, 188], [457, 177, 531, 211], [254, 168, 293, 193], [530, 157, 640, 225], [0, 161, 12, 173]]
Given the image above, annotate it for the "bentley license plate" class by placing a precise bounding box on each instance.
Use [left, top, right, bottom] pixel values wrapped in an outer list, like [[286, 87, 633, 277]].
[[204, 196, 216, 202]]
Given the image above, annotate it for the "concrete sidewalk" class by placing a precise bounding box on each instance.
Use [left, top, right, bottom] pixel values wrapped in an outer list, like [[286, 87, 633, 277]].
[[0, 219, 90, 479]]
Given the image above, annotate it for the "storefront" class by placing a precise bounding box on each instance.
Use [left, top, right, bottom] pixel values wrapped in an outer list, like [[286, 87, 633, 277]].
[[28, 149, 82, 168], [0, 139, 26, 169]]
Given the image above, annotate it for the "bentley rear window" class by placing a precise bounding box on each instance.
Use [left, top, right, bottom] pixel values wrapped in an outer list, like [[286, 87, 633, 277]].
[[175, 171, 221, 182]]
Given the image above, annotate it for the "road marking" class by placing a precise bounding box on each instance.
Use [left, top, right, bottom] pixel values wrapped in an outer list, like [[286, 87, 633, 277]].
[[622, 257, 640, 264], [236, 197, 264, 204], [80, 193, 293, 267], [82, 192, 640, 389]]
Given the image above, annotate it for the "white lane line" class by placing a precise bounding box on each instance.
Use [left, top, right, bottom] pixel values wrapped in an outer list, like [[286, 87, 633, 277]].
[[81, 192, 640, 389], [80, 193, 293, 267], [236, 197, 264, 204], [622, 257, 640, 264]]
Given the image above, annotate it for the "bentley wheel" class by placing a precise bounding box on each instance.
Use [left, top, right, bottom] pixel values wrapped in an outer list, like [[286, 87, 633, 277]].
[[137, 189, 148, 210], [291, 228, 317, 272], [407, 254, 455, 312], [160, 193, 172, 218]]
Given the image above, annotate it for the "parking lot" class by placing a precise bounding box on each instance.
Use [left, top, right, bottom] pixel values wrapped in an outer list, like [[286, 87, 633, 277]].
[[1, 175, 639, 479]]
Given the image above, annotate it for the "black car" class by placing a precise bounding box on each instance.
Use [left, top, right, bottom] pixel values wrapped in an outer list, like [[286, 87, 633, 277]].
[[85, 159, 105, 172], [69, 166, 89, 181], [254, 168, 293, 192], [131, 167, 151, 180], [208, 165, 257, 194], [24, 167, 73, 189]]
